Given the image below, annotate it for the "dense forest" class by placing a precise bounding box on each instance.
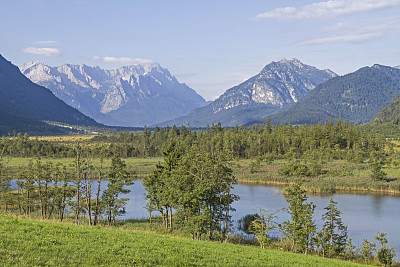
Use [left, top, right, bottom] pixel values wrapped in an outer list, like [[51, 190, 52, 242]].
[[0, 120, 386, 161]]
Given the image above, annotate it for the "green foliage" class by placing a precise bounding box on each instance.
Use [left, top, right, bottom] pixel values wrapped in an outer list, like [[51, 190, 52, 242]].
[[375, 232, 396, 267], [278, 162, 311, 177], [317, 198, 348, 258], [144, 140, 238, 239], [280, 183, 317, 254], [369, 151, 387, 181], [360, 239, 376, 264], [102, 156, 133, 226], [249, 158, 261, 173], [249, 208, 279, 248], [1, 119, 384, 166]]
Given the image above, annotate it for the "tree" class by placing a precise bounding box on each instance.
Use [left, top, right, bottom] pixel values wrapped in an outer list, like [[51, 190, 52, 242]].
[[360, 239, 376, 264], [280, 182, 316, 254], [102, 156, 133, 226], [369, 151, 387, 181], [143, 139, 182, 229], [317, 197, 348, 258], [375, 232, 396, 267], [74, 142, 83, 225], [250, 208, 279, 248]]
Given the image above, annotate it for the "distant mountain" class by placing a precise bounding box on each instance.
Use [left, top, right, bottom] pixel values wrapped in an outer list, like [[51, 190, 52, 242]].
[[20, 62, 206, 127], [159, 59, 336, 127], [0, 54, 100, 134], [270, 64, 400, 125], [370, 94, 400, 124]]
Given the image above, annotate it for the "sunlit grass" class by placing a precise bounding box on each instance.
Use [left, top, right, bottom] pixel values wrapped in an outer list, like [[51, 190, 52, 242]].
[[0, 215, 363, 266]]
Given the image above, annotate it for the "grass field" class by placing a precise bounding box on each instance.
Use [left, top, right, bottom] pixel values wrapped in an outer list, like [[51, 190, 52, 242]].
[[0, 215, 364, 267]]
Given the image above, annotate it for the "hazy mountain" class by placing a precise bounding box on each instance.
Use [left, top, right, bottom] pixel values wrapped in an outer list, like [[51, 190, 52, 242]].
[[20, 62, 206, 127], [160, 59, 336, 127], [0, 54, 99, 134], [270, 64, 400, 125]]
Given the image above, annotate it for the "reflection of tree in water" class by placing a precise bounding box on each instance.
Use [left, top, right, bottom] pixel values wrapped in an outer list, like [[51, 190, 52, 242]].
[[371, 194, 384, 217]]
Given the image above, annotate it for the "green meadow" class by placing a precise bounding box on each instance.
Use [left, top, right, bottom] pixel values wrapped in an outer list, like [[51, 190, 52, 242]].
[[0, 215, 364, 267]]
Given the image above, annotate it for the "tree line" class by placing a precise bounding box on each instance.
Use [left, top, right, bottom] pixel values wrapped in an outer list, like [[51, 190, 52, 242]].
[[0, 144, 133, 226], [0, 120, 387, 163]]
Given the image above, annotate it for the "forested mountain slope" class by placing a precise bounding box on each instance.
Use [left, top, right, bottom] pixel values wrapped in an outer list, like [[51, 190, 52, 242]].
[[270, 64, 400, 124], [0, 54, 100, 129], [371, 94, 400, 124]]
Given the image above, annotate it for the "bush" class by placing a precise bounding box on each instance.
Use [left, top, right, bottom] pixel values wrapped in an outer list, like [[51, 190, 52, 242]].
[[278, 162, 310, 177]]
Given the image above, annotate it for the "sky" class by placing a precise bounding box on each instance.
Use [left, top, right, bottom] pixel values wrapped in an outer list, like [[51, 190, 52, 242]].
[[1, 0, 399, 100]]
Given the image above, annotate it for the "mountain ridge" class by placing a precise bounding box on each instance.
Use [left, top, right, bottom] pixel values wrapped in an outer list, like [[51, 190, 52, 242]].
[[159, 59, 337, 127], [269, 64, 400, 125], [0, 54, 100, 132], [20, 62, 206, 127]]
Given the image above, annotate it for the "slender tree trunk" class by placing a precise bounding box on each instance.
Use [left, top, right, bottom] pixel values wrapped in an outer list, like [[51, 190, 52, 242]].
[[75, 144, 81, 225], [169, 206, 172, 229], [17, 186, 22, 214], [94, 157, 103, 226]]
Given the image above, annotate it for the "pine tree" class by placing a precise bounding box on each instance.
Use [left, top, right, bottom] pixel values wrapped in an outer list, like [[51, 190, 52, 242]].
[[318, 197, 348, 257], [280, 182, 316, 254]]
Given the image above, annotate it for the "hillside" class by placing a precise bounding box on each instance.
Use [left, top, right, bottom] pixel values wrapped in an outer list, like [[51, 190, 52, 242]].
[[371, 94, 400, 124], [270, 64, 400, 125], [159, 59, 336, 127], [0, 54, 100, 133], [20, 62, 206, 127], [0, 216, 362, 266]]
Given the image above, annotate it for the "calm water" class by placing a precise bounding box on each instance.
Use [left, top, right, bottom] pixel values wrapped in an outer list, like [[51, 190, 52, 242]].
[[9, 179, 400, 257]]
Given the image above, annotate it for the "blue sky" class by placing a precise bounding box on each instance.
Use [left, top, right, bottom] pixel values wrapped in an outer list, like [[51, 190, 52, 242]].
[[1, 0, 399, 100]]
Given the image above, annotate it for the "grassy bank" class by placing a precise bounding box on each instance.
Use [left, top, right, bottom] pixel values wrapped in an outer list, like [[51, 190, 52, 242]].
[[0, 215, 364, 266], [232, 159, 400, 195]]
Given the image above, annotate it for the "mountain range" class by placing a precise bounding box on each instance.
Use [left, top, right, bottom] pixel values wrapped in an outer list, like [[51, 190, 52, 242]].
[[270, 64, 400, 125], [159, 59, 337, 127], [19, 62, 206, 127], [0, 54, 100, 135]]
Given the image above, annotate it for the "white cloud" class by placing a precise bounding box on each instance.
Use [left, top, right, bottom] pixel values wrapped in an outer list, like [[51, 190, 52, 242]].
[[21, 47, 62, 56], [299, 17, 400, 45], [254, 0, 400, 21], [91, 56, 154, 65], [34, 40, 58, 45]]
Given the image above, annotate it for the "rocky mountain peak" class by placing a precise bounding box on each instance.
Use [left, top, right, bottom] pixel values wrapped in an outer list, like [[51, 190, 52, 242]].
[[160, 59, 337, 127], [19, 62, 206, 127]]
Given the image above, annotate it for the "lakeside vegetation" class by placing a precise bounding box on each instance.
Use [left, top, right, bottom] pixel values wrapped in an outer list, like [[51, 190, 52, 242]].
[[1, 119, 399, 195]]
